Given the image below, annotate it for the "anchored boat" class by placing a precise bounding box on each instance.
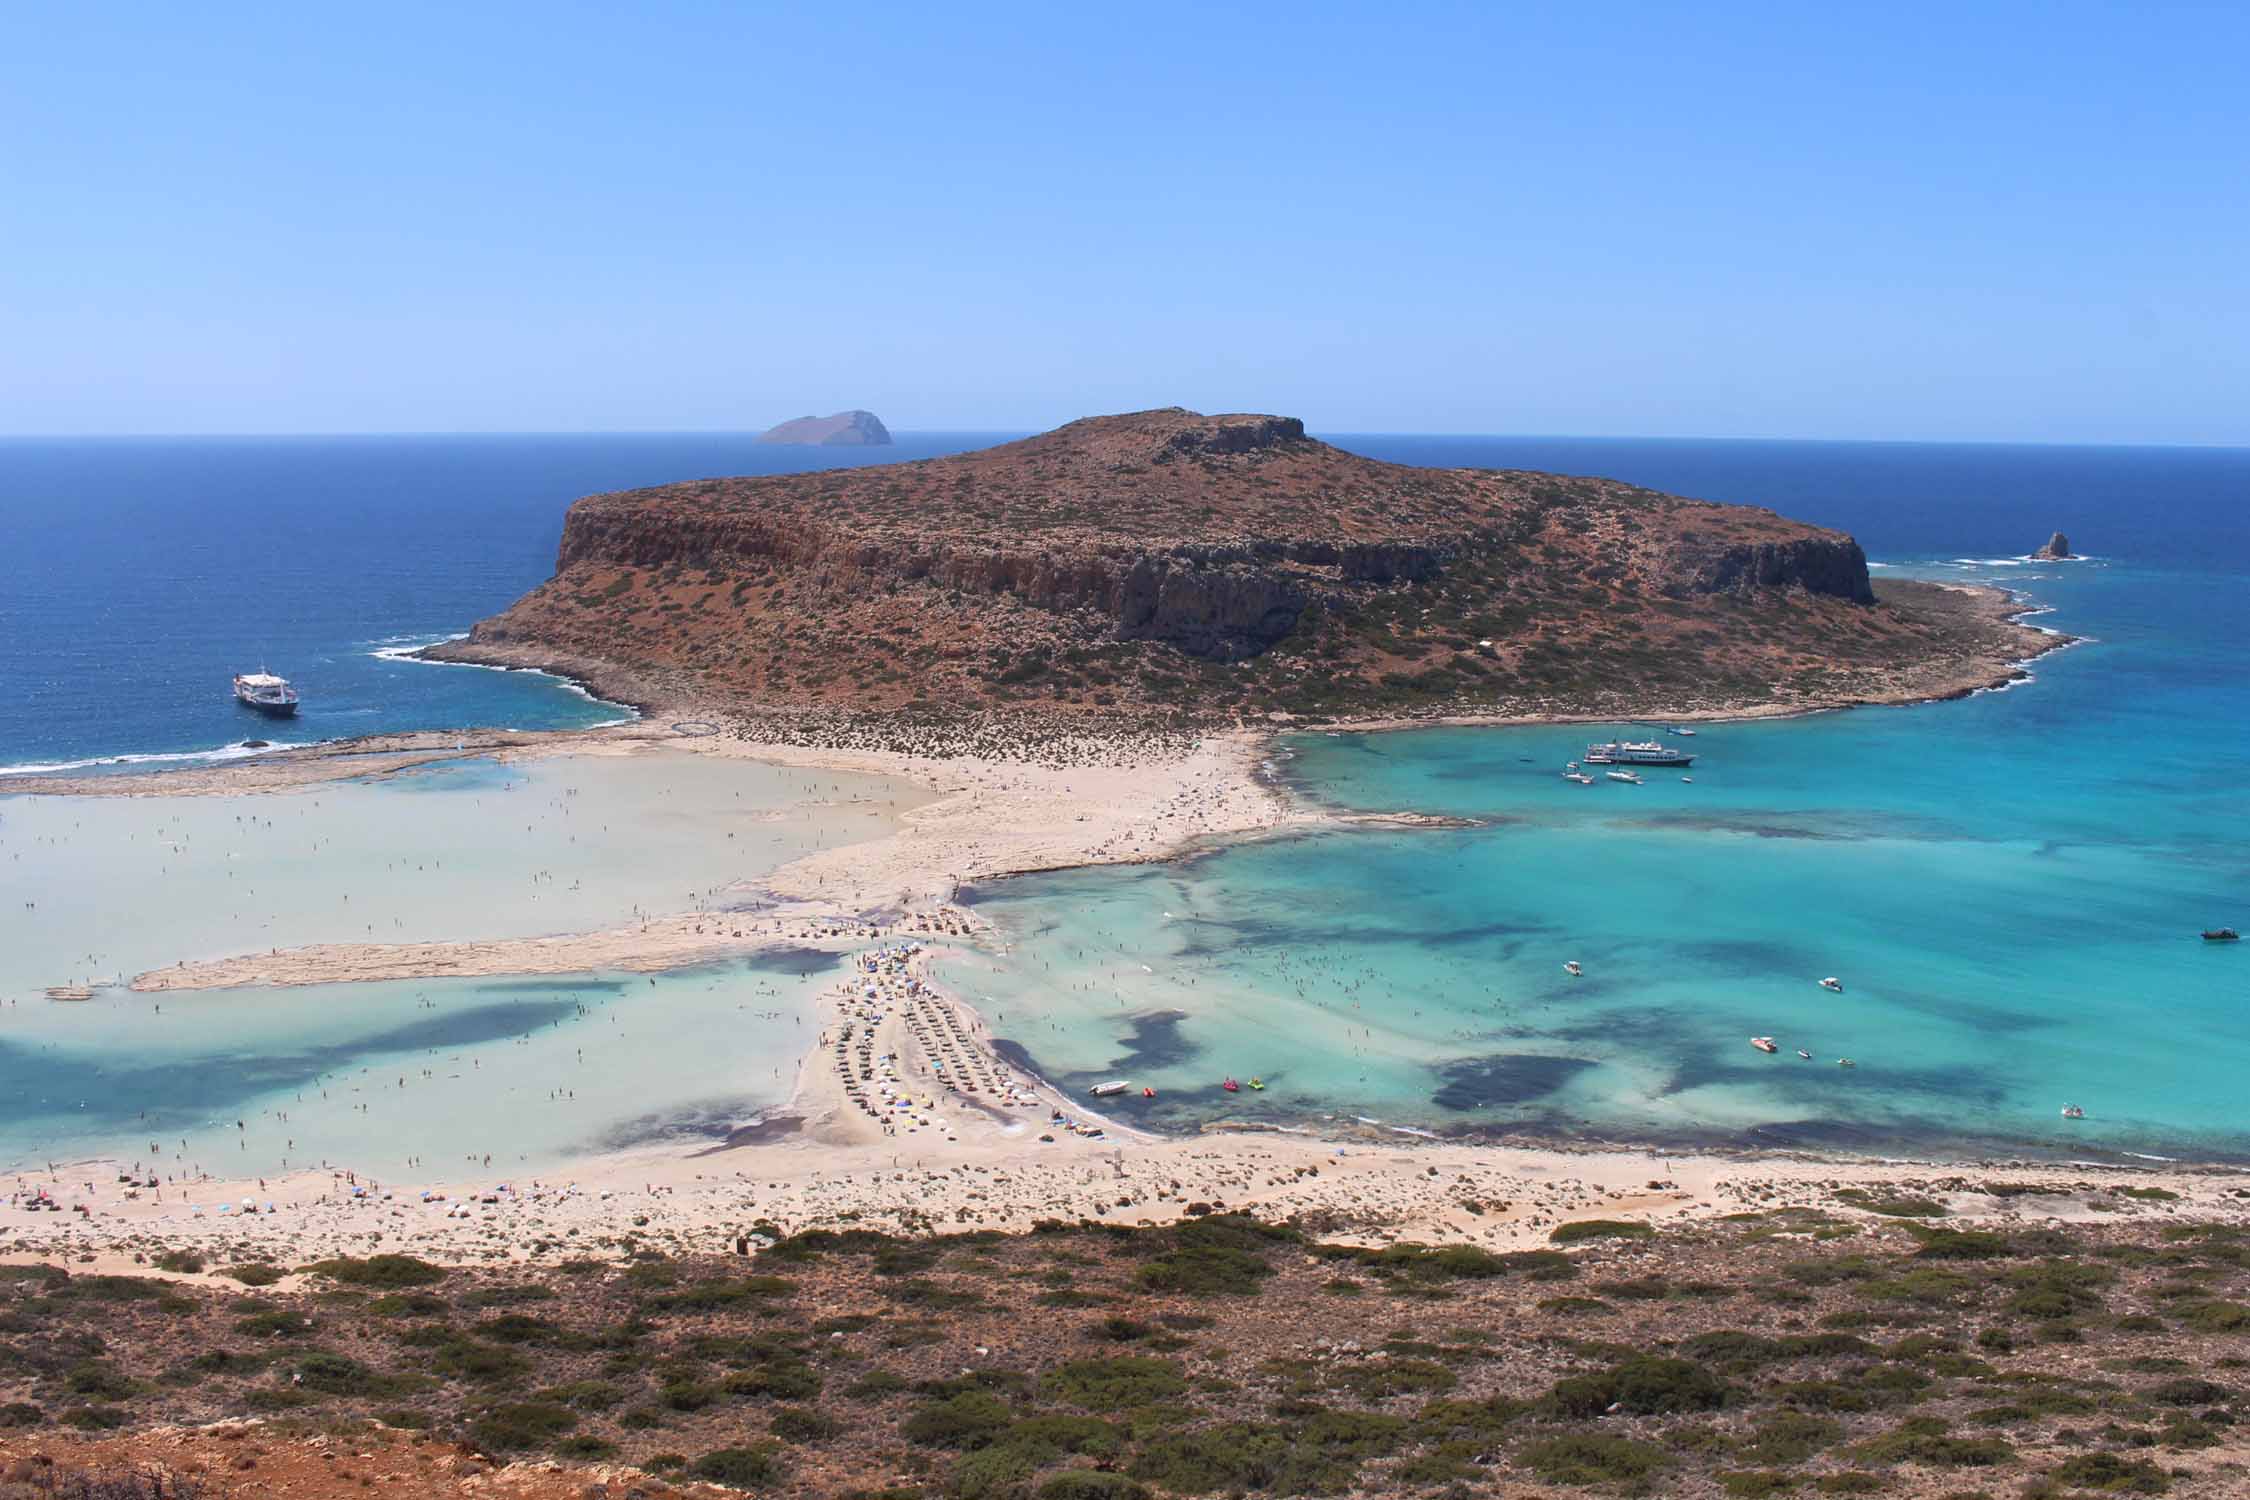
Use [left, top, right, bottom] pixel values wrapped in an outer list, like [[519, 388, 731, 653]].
[[233, 670, 299, 717], [1584, 739, 1695, 767]]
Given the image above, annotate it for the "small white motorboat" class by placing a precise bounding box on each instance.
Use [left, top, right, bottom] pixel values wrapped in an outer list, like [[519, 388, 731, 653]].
[[1819, 977, 1844, 993], [1563, 771, 1595, 784], [1564, 961, 1582, 977], [1681, 776, 1694, 783], [1606, 770, 1642, 785], [1749, 1036, 1779, 1054], [1088, 1081, 1130, 1098], [1796, 1049, 1813, 1060]]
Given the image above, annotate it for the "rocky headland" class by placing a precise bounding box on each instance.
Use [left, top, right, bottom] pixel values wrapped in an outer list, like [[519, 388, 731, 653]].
[[426, 408, 2061, 729]]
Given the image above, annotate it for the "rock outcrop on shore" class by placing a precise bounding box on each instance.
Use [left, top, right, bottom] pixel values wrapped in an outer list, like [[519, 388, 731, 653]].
[[2032, 530, 2074, 559], [433, 407, 2054, 721], [754, 408, 892, 445]]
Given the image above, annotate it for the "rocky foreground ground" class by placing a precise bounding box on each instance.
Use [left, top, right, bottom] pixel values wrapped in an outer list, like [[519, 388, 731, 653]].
[[7, 1200, 2250, 1499]]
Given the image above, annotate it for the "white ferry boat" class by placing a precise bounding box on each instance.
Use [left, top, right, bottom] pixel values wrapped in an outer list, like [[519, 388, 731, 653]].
[[1584, 739, 1695, 767], [233, 671, 299, 717]]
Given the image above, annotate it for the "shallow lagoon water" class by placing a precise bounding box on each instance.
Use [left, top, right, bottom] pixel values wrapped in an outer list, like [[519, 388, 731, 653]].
[[0, 749, 920, 1176], [0, 953, 834, 1180], [0, 749, 922, 1000], [944, 559, 2250, 1161]]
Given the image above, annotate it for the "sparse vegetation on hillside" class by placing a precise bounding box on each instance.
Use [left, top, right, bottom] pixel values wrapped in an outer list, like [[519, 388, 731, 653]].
[[7, 1213, 2250, 1496]]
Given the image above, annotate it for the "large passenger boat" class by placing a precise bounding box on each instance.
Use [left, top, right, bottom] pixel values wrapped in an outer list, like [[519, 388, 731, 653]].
[[1582, 739, 1694, 767], [233, 671, 299, 717]]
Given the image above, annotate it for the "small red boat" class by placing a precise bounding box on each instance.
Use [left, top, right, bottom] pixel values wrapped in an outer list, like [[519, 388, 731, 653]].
[[1221, 1077, 1241, 1092]]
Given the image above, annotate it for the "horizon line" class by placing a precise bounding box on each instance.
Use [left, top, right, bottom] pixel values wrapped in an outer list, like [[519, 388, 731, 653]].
[[2, 426, 2247, 453]]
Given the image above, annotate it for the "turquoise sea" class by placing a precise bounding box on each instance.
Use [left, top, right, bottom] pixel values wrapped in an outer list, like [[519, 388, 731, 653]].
[[938, 444, 2250, 1163]]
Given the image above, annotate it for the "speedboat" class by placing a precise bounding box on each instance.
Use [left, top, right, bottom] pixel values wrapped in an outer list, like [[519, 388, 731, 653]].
[[1089, 1081, 1130, 1097], [1605, 770, 1642, 785], [1563, 772, 1595, 785], [1749, 1036, 1779, 1054], [1819, 977, 1844, 993], [1221, 1077, 1241, 1093], [2204, 928, 2241, 942], [1681, 776, 1694, 783], [1564, 961, 1582, 976], [1796, 1049, 1813, 1060], [2060, 1104, 2086, 1119]]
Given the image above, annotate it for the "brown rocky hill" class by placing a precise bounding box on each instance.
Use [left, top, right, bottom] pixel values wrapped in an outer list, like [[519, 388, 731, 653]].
[[431, 409, 2049, 722]]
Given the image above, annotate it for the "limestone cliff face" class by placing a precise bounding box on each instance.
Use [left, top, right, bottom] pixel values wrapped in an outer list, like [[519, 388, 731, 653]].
[[1675, 535, 1877, 605], [450, 408, 1914, 716]]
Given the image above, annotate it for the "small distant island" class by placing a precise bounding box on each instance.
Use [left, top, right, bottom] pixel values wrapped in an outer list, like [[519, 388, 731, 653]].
[[755, 409, 892, 446], [2031, 530, 2073, 560]]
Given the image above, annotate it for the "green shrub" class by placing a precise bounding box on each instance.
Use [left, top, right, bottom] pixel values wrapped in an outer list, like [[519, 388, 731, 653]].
[[300, 1254, 446, 1287], [64, 1362, 137, 1401], [1037, 1475, 1147, 1500], [1548, 1357, 1734, 1417], [469, 1401, 577, 1452], [1848, 1416, 2012, 1468], [431, 1340, 529, 1386], [1909, 1228, 2012, 1261], [1044, 1357, 1189, 1412], [1128, 1412, 1407, 1493], [153, 1249, 205, 1273], [904, 1391, 1015, 1449], [220, 1263, 286, 1287], [2052, 1452, 2170, 1493], [2180, 1300, 2250, 1332], [846, 1370, 911, 1400], [1517, 1432, 1669, 1483], [1550, 1219, 1653, 1244], [1739, 1411, 1843, 1464], [690, 1444, 787, 1489], [771, 1405, 842, 1441], [0, 1402, 43, 1428], [234, 1309, 312, 1339]]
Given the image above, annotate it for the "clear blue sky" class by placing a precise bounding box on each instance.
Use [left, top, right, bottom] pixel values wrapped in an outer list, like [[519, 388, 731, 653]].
[[4, 2, 2245, 441]]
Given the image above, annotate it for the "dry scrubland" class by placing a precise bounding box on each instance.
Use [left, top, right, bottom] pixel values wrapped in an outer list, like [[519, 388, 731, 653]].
[[7, 1203, 2250, 1499]]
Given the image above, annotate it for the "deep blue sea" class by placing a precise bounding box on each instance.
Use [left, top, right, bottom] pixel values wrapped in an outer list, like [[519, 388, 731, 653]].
[[0, 433, 1004, 774], [5, 431, 2248, 1165]]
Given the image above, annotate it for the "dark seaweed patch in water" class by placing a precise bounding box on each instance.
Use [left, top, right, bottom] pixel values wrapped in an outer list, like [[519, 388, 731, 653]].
[[1430, 1053, 1597, 1112], [740, 946, 844, 977], [0, 999, 577, 1139], [1624, 813, 1858, 841], [588, 1098, 765, 1152], [993, 1009, 1199, 1092]]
